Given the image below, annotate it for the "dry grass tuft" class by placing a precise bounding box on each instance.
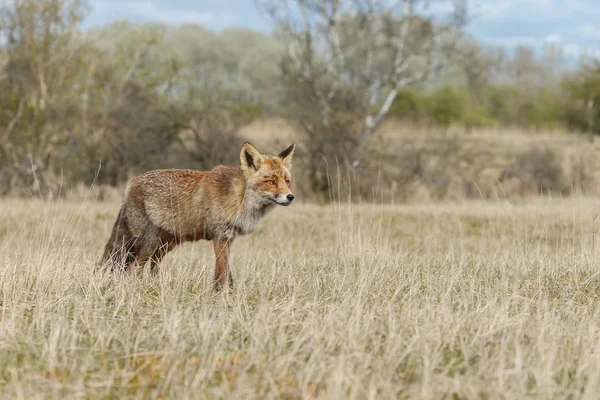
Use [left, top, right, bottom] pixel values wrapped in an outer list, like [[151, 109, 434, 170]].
[[2, 197, 600, 398]]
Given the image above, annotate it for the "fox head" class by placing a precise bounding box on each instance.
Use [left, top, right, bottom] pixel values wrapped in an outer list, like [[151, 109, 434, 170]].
[[240, 142, 295, 207]]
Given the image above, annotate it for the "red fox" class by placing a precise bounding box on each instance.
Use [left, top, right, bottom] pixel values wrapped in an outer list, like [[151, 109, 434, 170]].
[[101, 142, 295, 289]]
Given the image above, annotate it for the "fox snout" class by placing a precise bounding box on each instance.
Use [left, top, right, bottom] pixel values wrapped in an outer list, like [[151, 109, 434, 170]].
[[271, 193, 295, 206]]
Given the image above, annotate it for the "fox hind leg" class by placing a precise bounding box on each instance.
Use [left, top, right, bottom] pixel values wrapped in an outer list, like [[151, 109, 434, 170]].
[[130, 226, 163, 276], [149, 241, 174, 276]]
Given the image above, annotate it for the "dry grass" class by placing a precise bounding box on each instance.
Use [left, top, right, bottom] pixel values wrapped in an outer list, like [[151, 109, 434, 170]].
[[2, 197, 600, 398]]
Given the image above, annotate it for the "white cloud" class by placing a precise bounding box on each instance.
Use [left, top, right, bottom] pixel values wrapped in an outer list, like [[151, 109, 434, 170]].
[[530, 0, 553, 8], [473, 0, 566, 23], [565, 44, 600, 60], [423, 0, 456, 14], [478, 32, 600, 62], [566, 0, 600, 14], [472, 0, 553, 20], [481, 35, 540, 47], [581, 23, 600, 39], [473, 1, 512, 20], [91, 0, 236, 27]]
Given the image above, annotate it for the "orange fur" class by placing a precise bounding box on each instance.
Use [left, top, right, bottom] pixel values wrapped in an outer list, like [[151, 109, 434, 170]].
[[101, 142, 295, 290]]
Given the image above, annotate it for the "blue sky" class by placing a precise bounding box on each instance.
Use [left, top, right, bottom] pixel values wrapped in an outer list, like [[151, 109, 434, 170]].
[[87, 0, 600, 59]]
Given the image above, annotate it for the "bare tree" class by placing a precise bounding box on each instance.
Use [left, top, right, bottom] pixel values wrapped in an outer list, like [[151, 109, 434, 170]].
[[459, 41, 500, 106], [509, 45, 546, 90], [258, 0, 467, 172]]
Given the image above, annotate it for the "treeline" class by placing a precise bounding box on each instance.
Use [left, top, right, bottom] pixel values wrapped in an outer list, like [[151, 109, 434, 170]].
[[389, 83, 576, 131], [390, 45, 599, 132], [0, 0, 599, 200]]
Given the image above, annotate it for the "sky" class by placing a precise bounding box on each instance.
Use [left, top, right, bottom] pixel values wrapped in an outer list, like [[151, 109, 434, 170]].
[[86, 0, 600, 60]]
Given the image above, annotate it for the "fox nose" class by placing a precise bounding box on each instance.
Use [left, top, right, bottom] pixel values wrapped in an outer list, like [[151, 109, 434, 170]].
[[287, 194, 295, 202]]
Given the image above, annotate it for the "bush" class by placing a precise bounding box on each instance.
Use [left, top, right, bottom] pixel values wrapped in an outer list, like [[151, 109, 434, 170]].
[[563, 62, 600, 134], [462, 105, 496, 130], [231, 103, 265, 126], [388, 89, 426, 123], [485, 85, 520, 126], [428, 86, 465, 128]]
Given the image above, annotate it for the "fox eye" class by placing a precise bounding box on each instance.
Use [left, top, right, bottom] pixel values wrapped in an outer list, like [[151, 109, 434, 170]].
[[285, 179, 291, 185], [265, 180, 275, 185]]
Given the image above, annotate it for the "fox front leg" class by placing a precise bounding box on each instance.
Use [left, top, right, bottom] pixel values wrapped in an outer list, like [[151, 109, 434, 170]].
[[213, 238, 234, 290]]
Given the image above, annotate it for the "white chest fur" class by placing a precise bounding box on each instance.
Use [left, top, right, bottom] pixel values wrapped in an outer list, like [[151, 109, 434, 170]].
[[228, 203, 274, 238]]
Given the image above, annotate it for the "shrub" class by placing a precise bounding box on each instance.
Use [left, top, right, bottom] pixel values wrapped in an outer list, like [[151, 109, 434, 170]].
[[388, 89, 426, 123], [428, 86, 465, 128]]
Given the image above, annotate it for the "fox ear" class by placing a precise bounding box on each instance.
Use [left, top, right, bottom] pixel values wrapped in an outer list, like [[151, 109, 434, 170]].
[[240, 142, 264, 171], [278, 144, 295, 169]]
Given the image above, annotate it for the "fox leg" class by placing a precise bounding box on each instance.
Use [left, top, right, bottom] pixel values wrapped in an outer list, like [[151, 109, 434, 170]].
[[213, 238, 233, 290], [149, 241, 174, 276], [131, 227, 161, 276], [131, 244, 152, 276]]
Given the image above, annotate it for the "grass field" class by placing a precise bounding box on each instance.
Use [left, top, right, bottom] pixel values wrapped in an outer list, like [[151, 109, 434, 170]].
[[2, 197, 600, 398]]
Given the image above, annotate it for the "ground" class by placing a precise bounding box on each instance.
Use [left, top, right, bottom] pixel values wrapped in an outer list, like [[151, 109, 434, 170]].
[[1, 198, 600, 399]]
